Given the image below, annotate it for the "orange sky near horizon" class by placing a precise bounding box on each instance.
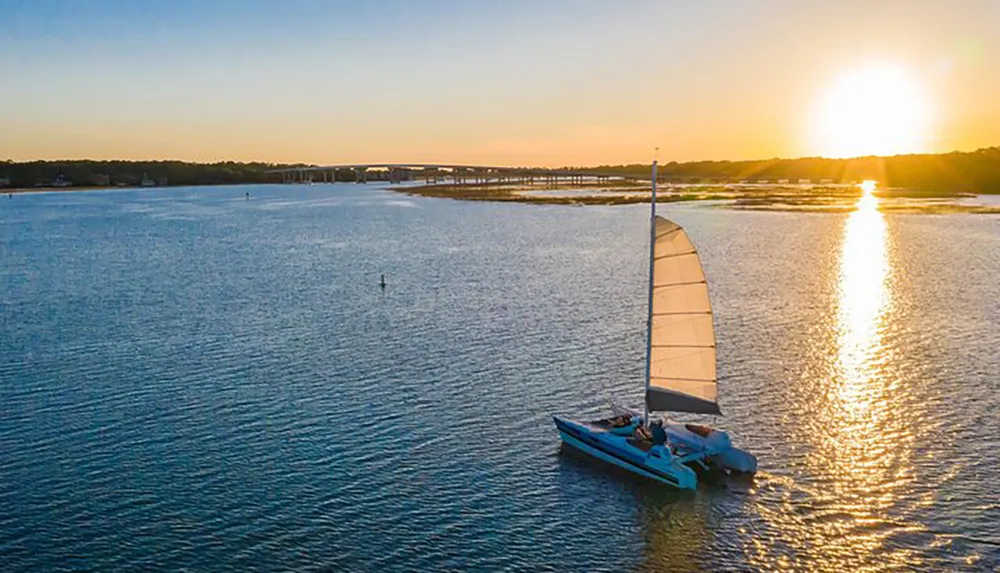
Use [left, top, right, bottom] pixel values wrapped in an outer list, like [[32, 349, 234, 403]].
[[2, 1, 998, 167]]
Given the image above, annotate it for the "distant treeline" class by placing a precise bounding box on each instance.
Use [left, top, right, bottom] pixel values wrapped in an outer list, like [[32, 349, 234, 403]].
[[582, 147, 1000, 193], [0, 160, 306, 189], [3, 146, 1000, 192]]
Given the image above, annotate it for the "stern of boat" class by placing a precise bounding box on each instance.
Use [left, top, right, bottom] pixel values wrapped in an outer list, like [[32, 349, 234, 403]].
[[664, 421, 757, 475]]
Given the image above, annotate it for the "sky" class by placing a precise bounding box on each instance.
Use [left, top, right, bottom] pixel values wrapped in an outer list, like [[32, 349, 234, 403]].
[[1, 0, 998, 166]]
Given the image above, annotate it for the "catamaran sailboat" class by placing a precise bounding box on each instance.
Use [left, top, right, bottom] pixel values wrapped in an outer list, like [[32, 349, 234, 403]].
[[554, 161, 756, 490]]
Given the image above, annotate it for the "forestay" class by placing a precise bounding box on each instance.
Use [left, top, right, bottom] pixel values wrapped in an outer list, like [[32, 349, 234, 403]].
[[646, 216, 720, 415]]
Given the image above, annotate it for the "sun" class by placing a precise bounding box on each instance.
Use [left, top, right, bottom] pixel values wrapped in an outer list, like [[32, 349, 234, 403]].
[[810, 63, 932, 158]]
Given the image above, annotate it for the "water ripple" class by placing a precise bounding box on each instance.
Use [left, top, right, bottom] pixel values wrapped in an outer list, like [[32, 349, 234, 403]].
[[1, 185, 998, 571]]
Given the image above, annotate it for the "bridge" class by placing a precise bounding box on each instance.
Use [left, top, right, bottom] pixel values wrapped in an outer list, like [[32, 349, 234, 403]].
[[266, 163, 857, 186], [267, 163, 623, 185]]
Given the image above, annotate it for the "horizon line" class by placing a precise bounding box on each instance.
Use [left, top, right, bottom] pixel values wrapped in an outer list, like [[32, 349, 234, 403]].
[[4, 144, 998, 169]]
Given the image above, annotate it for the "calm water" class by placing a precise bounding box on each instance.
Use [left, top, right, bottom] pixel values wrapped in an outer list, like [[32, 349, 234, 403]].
[[1, 184, 998, 572]]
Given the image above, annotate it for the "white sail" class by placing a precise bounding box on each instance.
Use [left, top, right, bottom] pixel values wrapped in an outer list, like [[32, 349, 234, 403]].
[[646, 216, 720, 414]]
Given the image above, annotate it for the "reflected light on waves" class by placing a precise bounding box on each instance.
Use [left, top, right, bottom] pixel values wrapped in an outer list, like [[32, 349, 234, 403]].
[[837, 180, 889, 423], [749, 180, 928, 571], [813, 180, 918, 568]]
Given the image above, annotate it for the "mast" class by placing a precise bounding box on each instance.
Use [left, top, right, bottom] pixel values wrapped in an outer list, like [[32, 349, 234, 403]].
[[643, 160, 658, 425]]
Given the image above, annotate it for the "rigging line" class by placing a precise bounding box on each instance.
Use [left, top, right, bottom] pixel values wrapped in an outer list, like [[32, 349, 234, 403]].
[[653, 280, 708, 288], [653, 251, 697, 261], [649, 377, 716, 383], [652, 311, 712, 316]]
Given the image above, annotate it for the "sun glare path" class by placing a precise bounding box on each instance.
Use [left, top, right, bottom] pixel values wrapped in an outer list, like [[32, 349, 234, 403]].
[[801, 180, 914, 563]]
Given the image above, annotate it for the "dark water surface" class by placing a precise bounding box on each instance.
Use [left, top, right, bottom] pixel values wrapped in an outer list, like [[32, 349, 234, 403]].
[[2, 184, 998, 572]]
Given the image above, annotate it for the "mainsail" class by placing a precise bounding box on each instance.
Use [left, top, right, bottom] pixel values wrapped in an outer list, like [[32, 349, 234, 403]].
[[645, 216, 720, 415]]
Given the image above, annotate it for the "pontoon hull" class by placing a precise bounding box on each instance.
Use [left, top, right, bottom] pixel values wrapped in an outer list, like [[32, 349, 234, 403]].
[[663, 422, 758, 475], [554, 416, 698, 490]]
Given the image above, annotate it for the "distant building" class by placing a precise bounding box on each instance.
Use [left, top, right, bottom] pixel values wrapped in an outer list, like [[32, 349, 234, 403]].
[[0, 177, 9, 187], [797, 178, 811, 184], [90, 174, 111, 186], [158, 177, 169, 186]]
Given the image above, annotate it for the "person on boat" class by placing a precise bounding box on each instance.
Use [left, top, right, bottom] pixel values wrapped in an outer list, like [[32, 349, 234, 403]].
[[610, 414, 631, 428], [650, 420, 667, 446], [634, 424, 652, 442]]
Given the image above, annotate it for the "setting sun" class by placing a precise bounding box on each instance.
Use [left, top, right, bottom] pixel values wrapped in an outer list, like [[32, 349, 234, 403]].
[[811, 63, 932, 158]]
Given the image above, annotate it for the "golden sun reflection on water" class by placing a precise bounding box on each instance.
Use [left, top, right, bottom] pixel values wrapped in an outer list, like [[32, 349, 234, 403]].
[[748, 181, 931, 571], [809, 181, 919, 568], [836, 181, 890, 424]]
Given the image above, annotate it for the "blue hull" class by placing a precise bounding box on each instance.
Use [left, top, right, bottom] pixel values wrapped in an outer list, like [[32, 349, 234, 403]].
[[554, 416, 697, 490]]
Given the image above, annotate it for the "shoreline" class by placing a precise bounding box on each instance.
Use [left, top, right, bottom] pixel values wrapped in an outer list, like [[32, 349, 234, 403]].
[[5, 181, 998, 214], [4, 185, 121, 195], [1, 181, 270, 196], [389, 182, 1000, 214], [397, 182, 665, 206]]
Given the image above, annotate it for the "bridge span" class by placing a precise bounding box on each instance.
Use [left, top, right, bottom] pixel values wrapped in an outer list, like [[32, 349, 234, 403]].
[[267, 163, 624, 184], [267, 163, 856, 186]]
